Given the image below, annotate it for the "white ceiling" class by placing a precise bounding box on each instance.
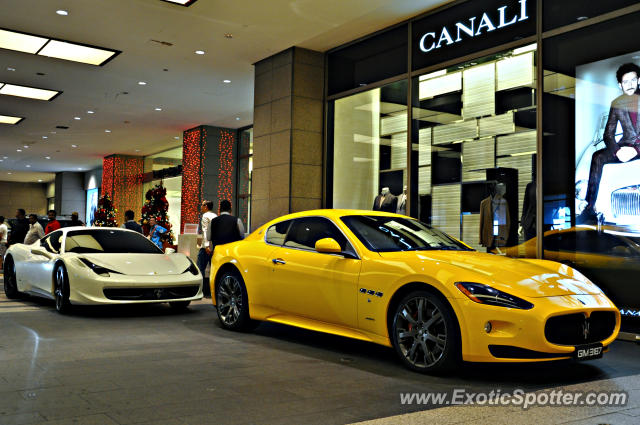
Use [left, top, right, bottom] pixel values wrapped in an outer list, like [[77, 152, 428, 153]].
[[0, 0, 450, 183]]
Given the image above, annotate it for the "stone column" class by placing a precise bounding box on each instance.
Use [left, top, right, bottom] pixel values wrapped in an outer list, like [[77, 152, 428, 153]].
[[251, 47, 324, 229], [54, 172, 86, 218], [101, 155, 144, 226]]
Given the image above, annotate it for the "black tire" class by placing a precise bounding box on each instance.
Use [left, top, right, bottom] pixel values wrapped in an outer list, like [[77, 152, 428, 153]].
[[214, 269, 255, 331], [3, 256, 21, 299], [54, 264, 72, 314], [390, 290, 459, 374], [169, 301, 191, 310]]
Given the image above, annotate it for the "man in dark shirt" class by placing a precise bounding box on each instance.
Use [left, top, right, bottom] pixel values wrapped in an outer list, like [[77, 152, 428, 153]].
[[9, 209, 29, 246], [70, 211, 84, 227], [45, 210, 61, 235], [208, 200, 245, 254], [121, 210, 143, 233]]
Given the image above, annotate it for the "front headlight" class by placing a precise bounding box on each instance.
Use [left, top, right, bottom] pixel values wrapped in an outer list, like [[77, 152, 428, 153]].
[[182, 258, 200, 275], [455, 282, 534, 310], [78, 258, 121, 277]]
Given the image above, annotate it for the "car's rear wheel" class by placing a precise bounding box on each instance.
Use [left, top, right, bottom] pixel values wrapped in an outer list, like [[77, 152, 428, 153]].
[[54, 264, 72, 314], [215, 269, 255, 331], [169, 301, 191, 310], [3, 256, 21, 299], [391, 290, 458, 374]]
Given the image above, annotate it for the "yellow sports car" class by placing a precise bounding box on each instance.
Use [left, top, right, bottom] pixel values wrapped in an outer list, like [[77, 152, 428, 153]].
[[210, 210, 620, 373]]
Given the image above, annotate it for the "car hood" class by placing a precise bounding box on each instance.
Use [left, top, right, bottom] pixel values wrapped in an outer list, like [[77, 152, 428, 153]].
[[78, 253, 191, 276], [377, 250, 603, 298]]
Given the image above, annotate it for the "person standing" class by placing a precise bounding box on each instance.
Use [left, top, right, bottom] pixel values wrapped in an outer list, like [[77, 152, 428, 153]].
[[208, 200, 245, 253], [147, 217, 167, 250], [121, 210, 143, 233], [9, 209, 29, 246], [0, 216, 8, 270], [45, 210, 61, 235], [24, 214, 45, 245], [197, 200, 217, 296], [70, 211, 84, 227]]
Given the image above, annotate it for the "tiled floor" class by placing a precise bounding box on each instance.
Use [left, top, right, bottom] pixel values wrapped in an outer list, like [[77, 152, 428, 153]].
[[1, 284, 639, 425]]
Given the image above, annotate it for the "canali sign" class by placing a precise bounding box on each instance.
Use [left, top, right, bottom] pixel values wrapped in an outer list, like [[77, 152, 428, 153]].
[[419, 0, 529, 53]]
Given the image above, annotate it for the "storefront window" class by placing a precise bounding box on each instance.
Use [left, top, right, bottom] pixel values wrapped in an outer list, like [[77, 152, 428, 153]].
[[238, 128, 253, 231], [411, 46, 538, 250], [145, 147, 183, 237], [543, 12, 640, 325], [332, 80, 408, 214]]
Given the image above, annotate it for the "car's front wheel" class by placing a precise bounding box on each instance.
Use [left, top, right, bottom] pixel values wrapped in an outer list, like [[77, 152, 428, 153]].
[[3, 256, 21, 299], [215, 269, 255, 331], [391, 290, 459, 374], [54, 264, 72, 314]]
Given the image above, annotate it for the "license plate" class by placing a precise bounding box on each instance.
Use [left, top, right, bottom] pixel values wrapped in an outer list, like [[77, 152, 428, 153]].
[[574, 343, 603, 361]]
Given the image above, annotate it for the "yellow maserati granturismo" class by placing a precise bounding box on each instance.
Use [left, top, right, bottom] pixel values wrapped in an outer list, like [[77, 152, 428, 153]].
[[210, 210, 620, 373]]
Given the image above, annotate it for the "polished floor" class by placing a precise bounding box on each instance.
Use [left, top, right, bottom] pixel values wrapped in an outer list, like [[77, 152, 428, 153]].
[[1, 281, 639, 425]]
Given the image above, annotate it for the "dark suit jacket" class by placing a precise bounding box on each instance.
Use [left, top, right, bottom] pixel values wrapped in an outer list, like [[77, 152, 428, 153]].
[[603, 93, 640, 156], [373, 194, 398, 213]]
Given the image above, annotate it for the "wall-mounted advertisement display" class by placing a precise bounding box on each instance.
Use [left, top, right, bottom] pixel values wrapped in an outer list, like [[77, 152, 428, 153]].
[[86, 187, 98, 226]]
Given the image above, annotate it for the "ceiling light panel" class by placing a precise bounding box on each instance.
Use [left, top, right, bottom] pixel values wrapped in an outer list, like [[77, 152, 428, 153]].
[[0, 114, 24, 124], [38, 40, 117, 66], [0, 83, 60, 100], [0, 28, 47, 53], [161, 0, 199, 6]]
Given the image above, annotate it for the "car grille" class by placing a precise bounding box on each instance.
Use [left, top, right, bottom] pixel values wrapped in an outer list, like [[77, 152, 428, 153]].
[[544, 312, 617, 346], [611, 186, 640, 218], [103, 285, 199, 301]]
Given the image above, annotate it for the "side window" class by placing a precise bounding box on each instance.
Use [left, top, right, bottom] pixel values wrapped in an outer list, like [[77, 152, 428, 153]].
[[284, 217, 354, 254], [265, 220, 292, 246], [42, 231, 62, 253]]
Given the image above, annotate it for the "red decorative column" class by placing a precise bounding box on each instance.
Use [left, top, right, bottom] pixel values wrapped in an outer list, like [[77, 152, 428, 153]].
[[101, 154, 144, 226]]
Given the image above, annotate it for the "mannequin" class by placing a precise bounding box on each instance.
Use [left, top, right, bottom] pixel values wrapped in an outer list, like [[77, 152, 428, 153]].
[[519, 178, 536, 241], [396, 186, 407, 215], [373, 187, 398, 213], [479, 183, 511, 251]]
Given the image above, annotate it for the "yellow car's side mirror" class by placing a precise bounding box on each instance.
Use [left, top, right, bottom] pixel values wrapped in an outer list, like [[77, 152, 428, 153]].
[[315, 238, 342, 254]]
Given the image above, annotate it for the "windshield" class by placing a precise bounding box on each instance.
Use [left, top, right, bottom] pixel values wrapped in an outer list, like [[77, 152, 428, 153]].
[[341, 215, 473, 252], [65, 229, 162, 254]]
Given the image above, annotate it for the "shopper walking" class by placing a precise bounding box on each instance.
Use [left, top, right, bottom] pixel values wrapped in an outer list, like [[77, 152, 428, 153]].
[[197, 200, 217, 296], [0, 216, 8, 270], [24, 214, 45, 244], [122, 210, 143, 233], [45, 210, 61, 235], [148, 217, 167, 250], [9, 209, 29, 247]]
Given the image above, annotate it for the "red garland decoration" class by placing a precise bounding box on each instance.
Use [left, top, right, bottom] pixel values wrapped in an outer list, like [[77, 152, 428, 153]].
[[141, 183, 174, 244], [217, 130, 235, 212], [93, 195, 118, 227]]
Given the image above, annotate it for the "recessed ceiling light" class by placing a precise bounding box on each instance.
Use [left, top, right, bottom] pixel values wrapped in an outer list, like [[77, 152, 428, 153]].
[[0, 29, 48, 54], [0, 114, 24, 125], [87, 110, 94, 114], [236, 117, 240, 120], [25, 164, 31, 168], [23, 145, 29, 148], [38, 179, 43, 182], [174, 136, 179, 139], [161, 0, 199, 6], [3, 156, 7, 159], [74, 116, 81, 120], [7, 67, 15, 71], [224, 33, 233, 39], [105, 129, 111, 133], [223, 79, 231, 83], [135, 149, 140, 152], [45, 156, 51, 159], [195, 50, 205, 55], [50, 131, 56, 134], [16, 149, 22, 152], [0, 83, 60, 101], [7, 172, 12, 175], [71, 144, 77, 148], [56, 10, 68, 16], [42, 136, 48, 139], [155, 107, 162, 111], [138, 81, 147, 85]]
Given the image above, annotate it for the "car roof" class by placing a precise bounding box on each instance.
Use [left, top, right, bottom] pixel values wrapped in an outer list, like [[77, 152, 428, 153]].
[[57, 226, 137, 234], [261, 209, 406, 226]]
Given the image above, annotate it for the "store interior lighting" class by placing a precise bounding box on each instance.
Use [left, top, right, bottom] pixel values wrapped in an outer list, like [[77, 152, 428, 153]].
[[0, 114, 24, 124], [0, 82, 60, 100], [161, 0, 199, 6]]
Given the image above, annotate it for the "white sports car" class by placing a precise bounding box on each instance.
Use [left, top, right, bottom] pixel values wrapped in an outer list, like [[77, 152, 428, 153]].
[[3, 227, 202, 313]]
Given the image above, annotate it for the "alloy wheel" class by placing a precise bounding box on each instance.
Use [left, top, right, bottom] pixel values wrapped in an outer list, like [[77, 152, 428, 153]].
[[394, 296, 448, 369], [54, 267, 67, 312], [217, 274, 243, 326]]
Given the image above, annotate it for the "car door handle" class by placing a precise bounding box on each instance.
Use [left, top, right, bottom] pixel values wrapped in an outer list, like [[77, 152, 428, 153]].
[[271, 258, 286, 265]]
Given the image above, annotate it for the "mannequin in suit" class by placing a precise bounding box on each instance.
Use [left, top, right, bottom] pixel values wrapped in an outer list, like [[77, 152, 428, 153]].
[[373, 187, 398, 213], [480, 183, 511, 251], [396, 186, 407, 215]]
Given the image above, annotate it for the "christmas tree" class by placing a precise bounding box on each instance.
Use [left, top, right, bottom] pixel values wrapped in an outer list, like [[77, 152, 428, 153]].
[[94, 195, 118, 227], [141, 183, 175, 244]]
